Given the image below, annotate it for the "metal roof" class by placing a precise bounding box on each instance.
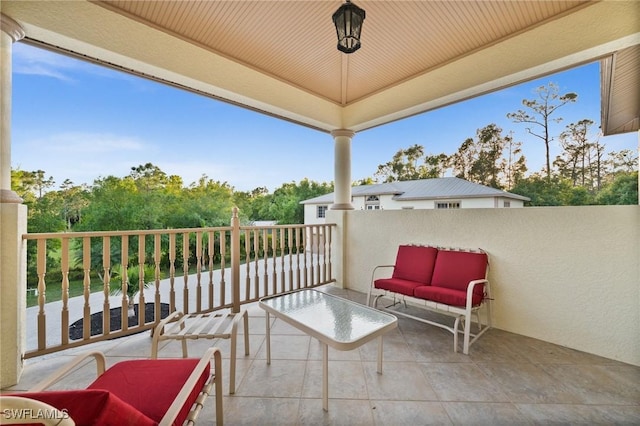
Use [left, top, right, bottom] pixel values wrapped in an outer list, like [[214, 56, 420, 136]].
[[301, 177, 530, 204]]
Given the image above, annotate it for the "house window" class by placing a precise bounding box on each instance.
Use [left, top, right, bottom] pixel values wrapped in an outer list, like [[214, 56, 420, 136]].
[[365, 195, 380, 210], [436, 201, 461, 209], [317, 205, 328, 218], [504, 201, 511, 208]]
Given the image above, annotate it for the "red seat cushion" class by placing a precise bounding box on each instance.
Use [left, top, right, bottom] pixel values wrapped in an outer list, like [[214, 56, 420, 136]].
[[88, 358, 209, 426], [413, 285, 483, 307], [5, 389, 156, 426], [431, 250, 488, 300], [374, 277, 422, 296], [392, 245, 438, 284]]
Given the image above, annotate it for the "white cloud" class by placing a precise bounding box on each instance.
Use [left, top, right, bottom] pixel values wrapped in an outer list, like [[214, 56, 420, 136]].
[[31, 132, 146, 154], [13, 43, 141, 86], [12, 132, 154, 187], [12, 43, 81, 81]]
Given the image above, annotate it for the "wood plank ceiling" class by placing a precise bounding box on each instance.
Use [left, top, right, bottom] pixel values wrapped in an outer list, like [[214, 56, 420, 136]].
[[97, 1, 590, 106]]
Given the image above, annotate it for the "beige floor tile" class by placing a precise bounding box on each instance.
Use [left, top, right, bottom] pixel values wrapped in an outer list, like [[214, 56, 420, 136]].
[[443, 402, 534, 425], [302, 360, 368, 400], [222, 396, 300, 426], [371, 400, 453, 425], [478, 362, 583, 404], [515, 403, 640, 425], [237, 359, 306, 398], [297, 398, 374, 426], [538, 363, 640, 405], [420, 362, 510, 402], [363, 361, 438, 401]]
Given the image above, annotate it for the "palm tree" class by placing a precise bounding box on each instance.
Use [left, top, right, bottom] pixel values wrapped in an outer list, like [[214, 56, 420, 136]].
[[110, 264, 156, 317]]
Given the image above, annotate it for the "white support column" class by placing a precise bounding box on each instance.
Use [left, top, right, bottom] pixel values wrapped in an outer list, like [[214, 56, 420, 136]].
[[330, 129, 355, 210], [1, 13, 28, 388], [1, 14, 23, 202]]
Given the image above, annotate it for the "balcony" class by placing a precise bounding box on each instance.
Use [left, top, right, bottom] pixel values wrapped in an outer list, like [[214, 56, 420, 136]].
[[2, 205, 638, 423], [1, 2, 639, 423], [5, 284, 640, 424]]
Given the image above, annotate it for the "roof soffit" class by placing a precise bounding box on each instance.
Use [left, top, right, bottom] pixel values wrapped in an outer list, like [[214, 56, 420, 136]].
[[3, 1, 639, 133]]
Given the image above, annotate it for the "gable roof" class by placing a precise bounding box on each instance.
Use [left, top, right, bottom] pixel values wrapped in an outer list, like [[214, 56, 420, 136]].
[[301, 177, 530, 204]]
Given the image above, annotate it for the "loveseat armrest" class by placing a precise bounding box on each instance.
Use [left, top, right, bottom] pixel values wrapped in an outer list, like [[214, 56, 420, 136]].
[[367, 265, 395, 306], [30, 351, 107, 392], [465, 279, 490, 310], [370, 265, 395, 284]]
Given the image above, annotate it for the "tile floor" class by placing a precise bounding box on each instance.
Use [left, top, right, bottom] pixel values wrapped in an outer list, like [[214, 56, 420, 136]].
[[5, 285, 640, 425]]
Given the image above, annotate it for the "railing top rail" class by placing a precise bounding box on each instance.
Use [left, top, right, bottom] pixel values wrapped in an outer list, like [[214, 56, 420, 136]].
[[23, 226, 233, 240], [239, 223, 337, 231], [24, 223, 338, 240]]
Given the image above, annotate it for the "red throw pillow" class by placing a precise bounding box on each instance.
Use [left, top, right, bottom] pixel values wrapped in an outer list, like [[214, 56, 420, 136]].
[[392, 245, 438, 284]]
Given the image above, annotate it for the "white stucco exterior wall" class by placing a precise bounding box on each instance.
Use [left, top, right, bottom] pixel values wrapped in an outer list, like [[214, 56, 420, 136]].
[[304, 195, 525, 223], [327, 205, 640, 366]]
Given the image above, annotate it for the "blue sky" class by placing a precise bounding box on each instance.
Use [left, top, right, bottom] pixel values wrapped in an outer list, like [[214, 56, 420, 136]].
[[11, 42, 637, 192]]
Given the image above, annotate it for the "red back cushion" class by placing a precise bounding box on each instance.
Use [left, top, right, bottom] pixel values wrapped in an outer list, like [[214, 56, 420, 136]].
[[431, 250, 487, 297], [392, 245, 438, 284], [88, 358, 208, 426], [5, 389, 156, 426]]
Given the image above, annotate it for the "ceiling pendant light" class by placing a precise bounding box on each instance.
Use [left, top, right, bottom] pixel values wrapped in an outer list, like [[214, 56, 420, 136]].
[[332, 0, 366, 54]]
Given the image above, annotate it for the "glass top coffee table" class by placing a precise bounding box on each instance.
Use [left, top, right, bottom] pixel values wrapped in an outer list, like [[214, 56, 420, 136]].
[[259, 288, 398, 410]]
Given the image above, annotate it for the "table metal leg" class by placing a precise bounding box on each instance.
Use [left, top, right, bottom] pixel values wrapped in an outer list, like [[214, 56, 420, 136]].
[[265, 312, 271, 365], [377, 336, 383, 374], [322, 342, 329, 411]]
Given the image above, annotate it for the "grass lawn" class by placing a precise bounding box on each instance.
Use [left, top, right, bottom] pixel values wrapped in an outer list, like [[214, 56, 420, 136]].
[[27, 279, 102, 308]]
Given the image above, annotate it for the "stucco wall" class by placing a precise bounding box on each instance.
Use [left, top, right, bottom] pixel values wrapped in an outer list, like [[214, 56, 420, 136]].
[[0, 203, 28, 387], [304, 195, 525, 223], [327, 205, 640, 366]]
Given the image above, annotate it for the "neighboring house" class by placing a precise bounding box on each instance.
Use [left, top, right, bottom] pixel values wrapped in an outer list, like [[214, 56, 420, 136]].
[[301, 177, 530, 224]]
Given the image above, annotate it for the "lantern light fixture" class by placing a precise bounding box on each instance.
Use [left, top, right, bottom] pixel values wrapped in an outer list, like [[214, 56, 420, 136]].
[[332, 0, 366, 54]]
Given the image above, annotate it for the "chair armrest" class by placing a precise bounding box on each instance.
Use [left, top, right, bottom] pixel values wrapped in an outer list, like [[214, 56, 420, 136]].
[[153, 310, 184, 335], [151, 310, 185, 358], [370, 264, 395, 285], [0, 396, 75, 425], [465, 279, 489, 311], [29, 351, 107, 392], [158, 347, 222, 426]]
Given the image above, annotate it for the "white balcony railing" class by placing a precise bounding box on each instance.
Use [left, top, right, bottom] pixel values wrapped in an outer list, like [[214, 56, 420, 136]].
[[22, 208, 336, 358]]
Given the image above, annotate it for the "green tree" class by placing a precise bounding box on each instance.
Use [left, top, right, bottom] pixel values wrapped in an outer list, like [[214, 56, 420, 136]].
[[354, 177, 376, 186], [507, 82, 577, 181], [606, 149, 638, 175], [504, 133, 527, 190], [234, 187, 270, 222], [555, 119, 604, 191], [77, 175, 141, 231], [375, 144, 448, 182], [262, 179, 333, 224], [451, 124, 519, 189], [167, 175, 235, 228], [596, 172, 638, 205], [511, 174, 595, 206], [60, 179, 90, 230]]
